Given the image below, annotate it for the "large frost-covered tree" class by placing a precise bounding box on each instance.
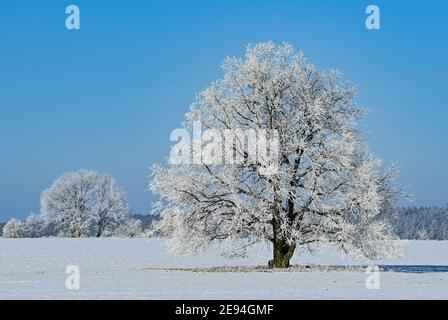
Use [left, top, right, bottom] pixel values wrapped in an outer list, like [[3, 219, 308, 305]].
[[150, 42, 401, 268], [41, 170, 130, 237]]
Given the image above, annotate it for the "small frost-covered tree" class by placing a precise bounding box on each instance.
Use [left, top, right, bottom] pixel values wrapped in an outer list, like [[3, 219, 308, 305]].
[[41, 170, 130, 237], [2, 218, 24, 238], [150, 42, 402, 268]]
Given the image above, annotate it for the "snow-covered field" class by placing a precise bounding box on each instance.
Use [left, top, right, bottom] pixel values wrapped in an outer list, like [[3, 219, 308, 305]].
[[1, 238, 447, 299]]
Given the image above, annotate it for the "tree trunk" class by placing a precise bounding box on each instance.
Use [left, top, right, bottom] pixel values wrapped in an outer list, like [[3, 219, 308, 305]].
[[269, 196, 296, 268], [268, 237, 296, 268], [269, 186, 297, 268], [96, 223, 103, 237]]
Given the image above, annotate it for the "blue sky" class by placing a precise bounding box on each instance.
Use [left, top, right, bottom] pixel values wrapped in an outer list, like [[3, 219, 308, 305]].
[[0, 0, 447, 221]]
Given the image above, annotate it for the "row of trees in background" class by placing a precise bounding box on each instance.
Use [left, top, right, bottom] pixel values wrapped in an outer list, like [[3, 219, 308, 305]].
[[386, 205, 448, 240], [4, 203, 447, 240], [2, 170, 153, 238]]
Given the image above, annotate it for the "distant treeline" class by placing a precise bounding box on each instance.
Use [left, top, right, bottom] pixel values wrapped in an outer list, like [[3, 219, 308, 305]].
[[132, 214, 161, 231], [1, 207, 447, 240], [386, 205, 448, 240], [0, 214, 160, 238]]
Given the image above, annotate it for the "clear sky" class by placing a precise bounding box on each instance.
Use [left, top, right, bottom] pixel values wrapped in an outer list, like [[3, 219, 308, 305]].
[[0, 0, 447, 221]]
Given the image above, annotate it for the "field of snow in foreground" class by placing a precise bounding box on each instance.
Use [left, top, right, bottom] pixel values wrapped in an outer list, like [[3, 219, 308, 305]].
[[1, 238, 447, 299]]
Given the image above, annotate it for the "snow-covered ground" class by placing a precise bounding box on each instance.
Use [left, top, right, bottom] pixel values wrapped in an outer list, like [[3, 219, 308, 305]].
[[0, 238, 447, 299]]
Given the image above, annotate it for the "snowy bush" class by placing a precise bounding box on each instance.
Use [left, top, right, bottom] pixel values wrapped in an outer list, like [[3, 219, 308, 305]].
[[112, 218, 143, 237], [22, 213, 44, 238], [2, 219, 25, 238]]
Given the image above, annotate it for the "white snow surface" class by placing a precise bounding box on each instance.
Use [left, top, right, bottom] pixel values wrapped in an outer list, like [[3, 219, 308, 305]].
[[0, 238, 447, 299]]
